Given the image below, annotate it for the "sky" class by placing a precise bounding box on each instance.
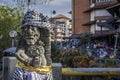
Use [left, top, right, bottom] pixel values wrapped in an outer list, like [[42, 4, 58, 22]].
[[0, 0, 72, 18], [33, 0, 72, 18]]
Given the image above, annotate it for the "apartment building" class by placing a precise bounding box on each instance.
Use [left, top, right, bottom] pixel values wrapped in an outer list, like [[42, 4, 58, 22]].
[[51, 14, 72, 42], [72, 0, 119, 37]]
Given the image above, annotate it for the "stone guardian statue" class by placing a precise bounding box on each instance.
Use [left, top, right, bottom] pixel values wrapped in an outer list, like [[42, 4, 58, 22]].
[[13, 9, 52, 80]]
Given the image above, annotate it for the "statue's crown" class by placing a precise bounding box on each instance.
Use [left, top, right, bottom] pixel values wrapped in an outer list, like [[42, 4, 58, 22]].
[[21, 9, 50, 29]]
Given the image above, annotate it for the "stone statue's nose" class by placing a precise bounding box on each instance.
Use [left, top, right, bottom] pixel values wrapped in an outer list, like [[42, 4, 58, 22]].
[[27, 26, 33, 33]]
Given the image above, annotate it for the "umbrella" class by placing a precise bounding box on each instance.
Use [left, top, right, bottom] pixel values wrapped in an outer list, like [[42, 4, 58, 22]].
[[3, 47, 16, 53]]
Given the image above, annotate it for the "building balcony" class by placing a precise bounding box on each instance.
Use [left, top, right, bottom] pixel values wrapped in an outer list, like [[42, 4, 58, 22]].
[[82, 20, 96, 26], [91, 30, 120, 37], [84, 0, 117, 13], [95, 16, 112, 20], [82, 16, 113, 26], [95, 0, 116, 4]]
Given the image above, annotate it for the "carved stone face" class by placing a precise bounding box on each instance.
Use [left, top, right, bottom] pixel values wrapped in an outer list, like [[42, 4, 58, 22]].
[[22, 26, 40, 46]]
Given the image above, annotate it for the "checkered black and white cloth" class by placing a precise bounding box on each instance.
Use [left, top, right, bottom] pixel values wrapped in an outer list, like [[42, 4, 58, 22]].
[[13, 67, 53, 80], [21, 9, 50, 29]]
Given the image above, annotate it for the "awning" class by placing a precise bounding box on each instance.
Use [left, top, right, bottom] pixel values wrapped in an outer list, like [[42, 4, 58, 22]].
[[106, 3, 120, 17], [97, 22, 115, 30], [84, 3, 116, 13], [91, 30, 120, 38], [3, 47, 16, 53]]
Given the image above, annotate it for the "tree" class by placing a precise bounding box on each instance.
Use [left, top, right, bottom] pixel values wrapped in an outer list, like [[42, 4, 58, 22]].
[[0, 0, 54, 50], [0, 6, 24, 50]]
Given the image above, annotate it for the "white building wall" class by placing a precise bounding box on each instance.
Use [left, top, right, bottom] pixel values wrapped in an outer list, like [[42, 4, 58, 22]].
[[65, 20, 72, 37], [90, 24, 96, 34], [90, 11, 96, 33], [91, 9, 111, 20], [90, 11, 95, 21], [95, 9, 111, 16]]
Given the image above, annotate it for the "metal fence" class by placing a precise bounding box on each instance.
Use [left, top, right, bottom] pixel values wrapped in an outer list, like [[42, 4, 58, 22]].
[[62, 68, 120, 80]]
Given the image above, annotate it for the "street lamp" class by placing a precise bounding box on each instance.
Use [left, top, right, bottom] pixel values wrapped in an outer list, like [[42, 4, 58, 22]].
[[9, 30, 17, 47]]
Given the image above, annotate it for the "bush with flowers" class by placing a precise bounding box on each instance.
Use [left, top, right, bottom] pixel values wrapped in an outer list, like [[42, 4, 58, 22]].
[[60, 49, 119, 68]]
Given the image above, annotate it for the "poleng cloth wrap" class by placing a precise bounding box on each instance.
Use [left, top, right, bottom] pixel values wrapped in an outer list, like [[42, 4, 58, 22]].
[[16, 61, 52, 75]]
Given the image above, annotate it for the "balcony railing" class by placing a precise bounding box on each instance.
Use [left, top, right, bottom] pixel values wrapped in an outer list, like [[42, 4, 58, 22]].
[[91, 0, 117, 7], [96, 0, 115, 3], [90, 0, 117, 9]]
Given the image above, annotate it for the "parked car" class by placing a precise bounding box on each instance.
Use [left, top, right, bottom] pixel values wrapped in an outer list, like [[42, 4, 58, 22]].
[[3, 47, 16, 56]]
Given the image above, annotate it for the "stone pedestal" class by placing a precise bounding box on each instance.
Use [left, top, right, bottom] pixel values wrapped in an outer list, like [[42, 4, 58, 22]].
[[52, 63, 62, 80], [2, 57, 17, 80]]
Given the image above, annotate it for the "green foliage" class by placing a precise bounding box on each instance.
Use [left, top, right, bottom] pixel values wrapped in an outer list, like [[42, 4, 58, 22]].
[[80, 34, 90, 44], [60, 49, 120, 68], [0, 6, 24, 50], [50, 43, 119, 68], [51, 42, 61, 62], [61, 50, 91, 67]]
